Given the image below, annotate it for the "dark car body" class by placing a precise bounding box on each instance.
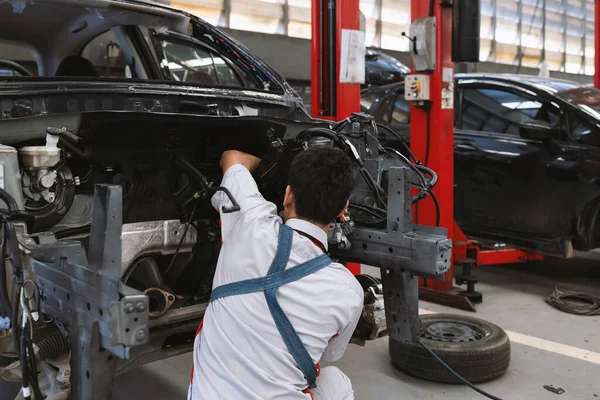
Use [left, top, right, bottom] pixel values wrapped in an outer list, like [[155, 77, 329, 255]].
[[363, 74, 600, 256], [365, 50, 410, 87]]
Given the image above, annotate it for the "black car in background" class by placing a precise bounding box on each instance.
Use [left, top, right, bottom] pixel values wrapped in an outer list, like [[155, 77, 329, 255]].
[[363, 74, 600, 256], [365, 50, 409, 86]]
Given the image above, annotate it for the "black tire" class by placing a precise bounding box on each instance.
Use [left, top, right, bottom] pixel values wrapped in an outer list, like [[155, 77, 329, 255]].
[[389, 314, 510, 383], [355, 274, 381, 290]]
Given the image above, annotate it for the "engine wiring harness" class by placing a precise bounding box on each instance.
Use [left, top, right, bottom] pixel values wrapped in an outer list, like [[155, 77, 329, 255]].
[[298, 114, 440, 229], [0, 188, 44, 400]]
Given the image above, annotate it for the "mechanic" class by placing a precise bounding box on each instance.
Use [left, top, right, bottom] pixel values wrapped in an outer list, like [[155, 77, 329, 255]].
[[188, 147, 364, 400]]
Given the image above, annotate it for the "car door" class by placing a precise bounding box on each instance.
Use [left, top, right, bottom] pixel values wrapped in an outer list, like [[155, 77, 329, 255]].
[[360, 86, 397, 123], [562, 109, 600, 248], [454, 80, 574, 244]]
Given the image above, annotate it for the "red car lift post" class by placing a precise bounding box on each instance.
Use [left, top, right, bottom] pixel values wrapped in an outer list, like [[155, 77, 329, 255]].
[[596, 0, 600, 88], [311, 0, 361, 275], [408, 0, 472, 309], [410, 0, 544, 311]]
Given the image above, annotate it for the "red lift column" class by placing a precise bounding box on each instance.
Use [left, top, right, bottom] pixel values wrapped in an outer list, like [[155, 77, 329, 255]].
[[409, 0, 455, 291], [311, 0, 362, 276], [311, 0, 361, 120], [596, 0, 600, 88]]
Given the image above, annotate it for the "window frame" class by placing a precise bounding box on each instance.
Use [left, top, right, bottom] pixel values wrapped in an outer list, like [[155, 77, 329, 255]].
[[388, 89, 410, 125], [564, 108, 600, 146], [153, 31, 259, 89], [456, 80, 564, 139], [80, 27, 145, 79]]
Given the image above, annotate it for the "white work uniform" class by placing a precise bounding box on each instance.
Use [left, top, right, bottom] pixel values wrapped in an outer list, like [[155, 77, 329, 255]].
[[189, 164, 364, 400]]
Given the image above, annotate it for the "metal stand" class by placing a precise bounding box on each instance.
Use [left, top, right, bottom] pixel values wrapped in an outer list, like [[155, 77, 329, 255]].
[[455, 258, 482, 303], [31, 185, 150, 400], [382, 270, 420, 343]]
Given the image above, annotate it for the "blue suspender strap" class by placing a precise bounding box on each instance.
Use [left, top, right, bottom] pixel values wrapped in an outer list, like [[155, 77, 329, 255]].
[[208, 224, 331, 389], [267, 224, 294, 275]]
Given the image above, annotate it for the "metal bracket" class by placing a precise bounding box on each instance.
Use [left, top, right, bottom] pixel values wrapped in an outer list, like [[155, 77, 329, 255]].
[[334, 167, 451, 277], [333, 167, 452, 347], [29, 185, 149, 400]]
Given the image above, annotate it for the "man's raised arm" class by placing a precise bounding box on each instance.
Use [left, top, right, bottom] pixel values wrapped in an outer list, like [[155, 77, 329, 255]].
[[211, 150, 277, 239]]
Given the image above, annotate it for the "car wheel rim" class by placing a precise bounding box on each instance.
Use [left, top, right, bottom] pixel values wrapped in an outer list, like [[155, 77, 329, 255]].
[[421, 321, 490, 343]]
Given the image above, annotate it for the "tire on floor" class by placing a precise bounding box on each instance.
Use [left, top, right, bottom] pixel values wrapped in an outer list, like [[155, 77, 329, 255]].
[[389, 313, 510, 383]]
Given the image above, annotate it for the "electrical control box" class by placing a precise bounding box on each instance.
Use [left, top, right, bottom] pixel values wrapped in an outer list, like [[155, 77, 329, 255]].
[[409, 17, 436, 71], [404, 75, 430, 101]]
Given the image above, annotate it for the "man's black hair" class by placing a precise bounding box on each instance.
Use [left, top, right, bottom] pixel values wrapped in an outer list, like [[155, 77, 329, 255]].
[[288, 146, 354, 225]]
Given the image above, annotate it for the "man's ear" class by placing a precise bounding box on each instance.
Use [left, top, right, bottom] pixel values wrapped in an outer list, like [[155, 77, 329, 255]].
[[337, 200, 350, 217], [283, 185, 294, 208]]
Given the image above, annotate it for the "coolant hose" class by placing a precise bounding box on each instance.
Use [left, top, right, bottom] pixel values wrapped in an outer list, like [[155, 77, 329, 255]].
[[0, 188, 18, 213]]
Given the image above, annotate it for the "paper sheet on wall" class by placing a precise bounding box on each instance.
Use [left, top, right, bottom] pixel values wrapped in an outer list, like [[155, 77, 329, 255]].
[[441, 82, 454, 109], [340, 29, 366, 84]]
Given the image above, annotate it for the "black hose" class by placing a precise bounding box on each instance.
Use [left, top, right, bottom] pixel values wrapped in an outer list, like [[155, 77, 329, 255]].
[[0, 188, 18, 212], [420, 341, 504, 400], [424, 106, 432, 167], [20, 334, 31, 400], [58, 138, 92, 160], [301, 127, 345, 148], [25, 336, 43, 400], [348, 202, 386, 218], [376, 123, 419, 163], [5, 220, 23, 277], [164, 205, 196, 277], [174, 157, 210, 190], [384, 147, 428, 187], [11, 284, 21, 359], [47, 127, 81, 143], [0, 227, 11, 317], [348, 203, 386, 227], [359, 168, 386, 210], [546, 288, 600, 316], [431, 191, 440, 227], [415, 165, 438, 188]]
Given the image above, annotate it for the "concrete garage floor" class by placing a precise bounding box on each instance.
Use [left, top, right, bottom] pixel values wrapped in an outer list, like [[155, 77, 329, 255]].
[[1, 259, 598, 399], [110, 258, 600, 400]]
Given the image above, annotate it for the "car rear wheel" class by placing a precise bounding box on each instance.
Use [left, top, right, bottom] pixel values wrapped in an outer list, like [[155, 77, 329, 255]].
[[575, 196, 600, 251], [389, 314, 510, 383]]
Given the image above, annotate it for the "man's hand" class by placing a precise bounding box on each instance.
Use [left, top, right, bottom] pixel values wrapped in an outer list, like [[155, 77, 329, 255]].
[[220, 150, 262, 174]]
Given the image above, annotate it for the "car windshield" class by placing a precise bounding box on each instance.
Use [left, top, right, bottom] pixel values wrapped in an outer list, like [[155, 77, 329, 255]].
[[556, 87, 600, 118]]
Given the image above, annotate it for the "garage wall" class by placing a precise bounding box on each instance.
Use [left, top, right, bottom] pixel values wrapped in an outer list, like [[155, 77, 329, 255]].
[[222, 28, 593, 85]]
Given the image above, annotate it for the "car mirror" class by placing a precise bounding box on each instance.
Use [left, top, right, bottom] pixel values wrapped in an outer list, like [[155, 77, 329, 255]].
[[519, 121, 556, 141]]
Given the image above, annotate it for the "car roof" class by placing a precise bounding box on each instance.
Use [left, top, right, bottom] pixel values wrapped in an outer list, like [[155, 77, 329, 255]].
[[455, 73, 585, 93], [0, 0, 189, 58], [362, 73, 586, 94]]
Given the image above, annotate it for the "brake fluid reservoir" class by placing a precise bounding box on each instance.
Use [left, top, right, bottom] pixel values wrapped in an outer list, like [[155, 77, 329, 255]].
[[0, 145, 26, 210], [19, 134, 61, 168]]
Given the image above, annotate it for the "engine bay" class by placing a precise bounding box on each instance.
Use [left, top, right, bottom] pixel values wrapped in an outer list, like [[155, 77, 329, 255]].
[[0, 111, 446, 400]]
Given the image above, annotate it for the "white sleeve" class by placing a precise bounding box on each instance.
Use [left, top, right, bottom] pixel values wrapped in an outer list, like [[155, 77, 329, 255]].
[[321, 292, 364, 362], [211, 164, 278, 240]]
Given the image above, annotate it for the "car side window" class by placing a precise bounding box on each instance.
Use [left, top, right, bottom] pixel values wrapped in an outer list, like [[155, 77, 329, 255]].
[[81, 30, 130, 78], [158, 36, 255, 88], [461, 87, 559, 135], [360, 88, 390, 122], [390, 92, 410, 124], [568, 113, 600, 146]]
